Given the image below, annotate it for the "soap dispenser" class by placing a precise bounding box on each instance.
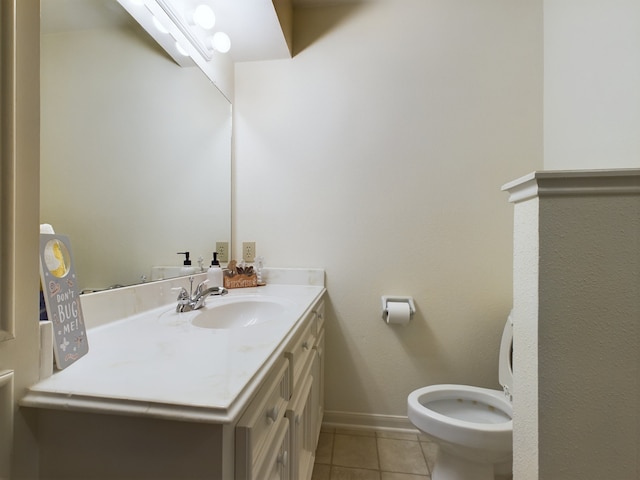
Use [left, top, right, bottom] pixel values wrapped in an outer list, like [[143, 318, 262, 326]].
[[207, 252, 223, 287], [178, 251, 196, 275]]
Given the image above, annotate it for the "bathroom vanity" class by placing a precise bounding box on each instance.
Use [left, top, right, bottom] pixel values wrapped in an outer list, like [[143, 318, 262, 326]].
[[22, 269, 326, 479]]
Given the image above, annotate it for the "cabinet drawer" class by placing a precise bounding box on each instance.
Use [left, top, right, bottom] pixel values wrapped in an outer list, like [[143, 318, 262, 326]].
[[286, 375, 315, 480], [312, 329, 325, 450], [254, 416, 290, 480], [236, 358, 290, 479], [285, 314, 316, 390], [315, 301, 325, 335]]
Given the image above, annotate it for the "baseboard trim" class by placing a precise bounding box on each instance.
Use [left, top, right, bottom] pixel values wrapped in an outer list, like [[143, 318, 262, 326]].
[[322, 410, 420, 434]]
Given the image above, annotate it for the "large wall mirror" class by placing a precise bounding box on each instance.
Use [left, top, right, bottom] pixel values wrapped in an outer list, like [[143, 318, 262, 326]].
[[40, 0, 232, 292]]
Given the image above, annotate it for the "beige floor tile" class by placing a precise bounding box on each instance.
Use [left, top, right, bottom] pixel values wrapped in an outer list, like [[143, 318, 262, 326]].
[[335, 428, 376, 437], [376, 431, 420, 441], [316, 431, 335, 464], [419, 441, 438, 473], [331, 466, 381, 480], [377, 438, 428, 475], [333, 434, 379, 470], [312, 463, 332, 480], [380, 473, 429, 480], [495, 475, 513, 480]]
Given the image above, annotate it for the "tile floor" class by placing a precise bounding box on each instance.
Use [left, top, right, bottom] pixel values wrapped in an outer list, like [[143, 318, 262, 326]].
[[311, 427, 437, 480]]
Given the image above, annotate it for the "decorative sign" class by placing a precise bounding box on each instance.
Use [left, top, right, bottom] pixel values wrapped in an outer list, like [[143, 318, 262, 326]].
[[39, 234, 89, 369], [223, 272, 258, 289]]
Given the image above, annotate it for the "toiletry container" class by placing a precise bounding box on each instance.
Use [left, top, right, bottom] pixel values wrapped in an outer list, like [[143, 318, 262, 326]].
[[178, 251, 196, 275], [207, 252, 223, 287]]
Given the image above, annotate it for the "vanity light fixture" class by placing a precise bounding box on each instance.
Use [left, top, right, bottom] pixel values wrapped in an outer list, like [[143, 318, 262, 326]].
[[117, 0, 232, 77], [157, 0, 231, 59], [193, 4, 216, 30], [210, 31, 231, 54]]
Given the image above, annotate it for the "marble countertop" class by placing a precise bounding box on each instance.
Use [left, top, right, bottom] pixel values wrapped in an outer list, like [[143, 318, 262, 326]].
[[22, 283, 325, 423]]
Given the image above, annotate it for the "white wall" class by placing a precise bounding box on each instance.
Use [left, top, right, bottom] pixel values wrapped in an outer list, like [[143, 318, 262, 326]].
[[234, 0, 542, 421], [544, 0, 640, 169]]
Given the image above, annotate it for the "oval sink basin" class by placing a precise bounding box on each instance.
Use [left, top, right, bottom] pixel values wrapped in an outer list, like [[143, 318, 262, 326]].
[[191, 299, 288, 329]]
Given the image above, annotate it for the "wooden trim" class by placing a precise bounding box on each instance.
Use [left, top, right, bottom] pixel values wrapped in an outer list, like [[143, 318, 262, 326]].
[[322, 410, 420, 434], [0, 0, 17, 342], [503, 169, 640, 204], [0, 369, 15, 479]]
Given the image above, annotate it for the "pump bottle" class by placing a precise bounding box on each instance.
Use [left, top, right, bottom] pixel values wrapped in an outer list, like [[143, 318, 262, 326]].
[[178, 251, 196, 275], [207, 252, 223, 287]]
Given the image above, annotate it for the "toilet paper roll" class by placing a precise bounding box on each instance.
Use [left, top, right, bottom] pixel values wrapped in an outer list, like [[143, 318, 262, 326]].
[[385, 301, 411, 325]]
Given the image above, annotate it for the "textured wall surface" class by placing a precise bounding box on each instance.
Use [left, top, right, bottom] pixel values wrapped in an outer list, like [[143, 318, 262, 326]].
[[512, 198, 539, 480], [510, 171, 640, 479], [538, 194, 639, 478]]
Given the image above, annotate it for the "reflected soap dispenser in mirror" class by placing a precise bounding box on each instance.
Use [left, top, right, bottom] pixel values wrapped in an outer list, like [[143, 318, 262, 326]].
[[179, 252, 197, 276]]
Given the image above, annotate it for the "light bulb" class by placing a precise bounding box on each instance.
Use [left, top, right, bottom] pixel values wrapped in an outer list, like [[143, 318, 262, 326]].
[[211, 32, 231, 53], [193, 5, 215, 30]]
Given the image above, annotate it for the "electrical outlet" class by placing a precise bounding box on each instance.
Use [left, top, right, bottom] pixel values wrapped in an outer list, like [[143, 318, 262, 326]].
[[242, 242, 256, 263], [215, 242, 229, 263]]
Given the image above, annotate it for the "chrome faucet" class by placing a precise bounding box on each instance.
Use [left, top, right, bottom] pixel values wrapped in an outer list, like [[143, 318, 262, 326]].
[[176, 276, 228, 312]]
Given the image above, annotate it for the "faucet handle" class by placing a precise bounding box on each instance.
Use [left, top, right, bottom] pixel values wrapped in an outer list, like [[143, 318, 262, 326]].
[[194, 280, 208, 297], [176, 287, 189, 301]]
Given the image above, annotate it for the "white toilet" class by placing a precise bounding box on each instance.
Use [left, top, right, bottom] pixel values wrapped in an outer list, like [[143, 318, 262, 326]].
[[407, 314, 513, 480]]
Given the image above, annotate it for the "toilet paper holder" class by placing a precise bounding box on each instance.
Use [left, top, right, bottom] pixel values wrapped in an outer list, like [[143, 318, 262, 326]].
[[381, 296, 416, 321]]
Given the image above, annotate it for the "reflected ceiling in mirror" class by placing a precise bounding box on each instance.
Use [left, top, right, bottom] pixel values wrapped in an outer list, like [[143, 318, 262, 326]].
[[40, 0, 231, 292]]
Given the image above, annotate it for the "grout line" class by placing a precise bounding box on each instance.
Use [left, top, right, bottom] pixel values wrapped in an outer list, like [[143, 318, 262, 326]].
[[316, 429, 437, 478], [329, 431, 335, 477], [420, 437, 433, 476]]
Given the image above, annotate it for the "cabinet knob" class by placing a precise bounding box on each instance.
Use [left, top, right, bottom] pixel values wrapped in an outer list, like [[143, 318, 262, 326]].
[[266, 406, 279, 424], [302, 341, 310, 351], [277, 450, 288, 467]]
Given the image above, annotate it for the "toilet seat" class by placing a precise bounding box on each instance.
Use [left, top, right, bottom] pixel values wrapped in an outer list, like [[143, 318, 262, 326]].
[[408, 384, 512, 453], [406, 313, 516, 477], [499, 313, 514, 401]]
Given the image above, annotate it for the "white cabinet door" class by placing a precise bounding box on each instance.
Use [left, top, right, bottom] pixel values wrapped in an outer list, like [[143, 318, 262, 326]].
[[311, 329, 325, 449], [262, 418, 290, 480], [236, 358, 291, 479], [287, 374, 314, 480]]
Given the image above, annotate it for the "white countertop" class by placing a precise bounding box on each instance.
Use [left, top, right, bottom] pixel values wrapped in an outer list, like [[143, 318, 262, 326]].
[[22, 283, 325, 423]]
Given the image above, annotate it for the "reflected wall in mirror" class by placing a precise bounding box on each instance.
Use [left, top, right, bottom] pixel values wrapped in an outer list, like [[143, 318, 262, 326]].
[[40, 0, 232, 292]]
